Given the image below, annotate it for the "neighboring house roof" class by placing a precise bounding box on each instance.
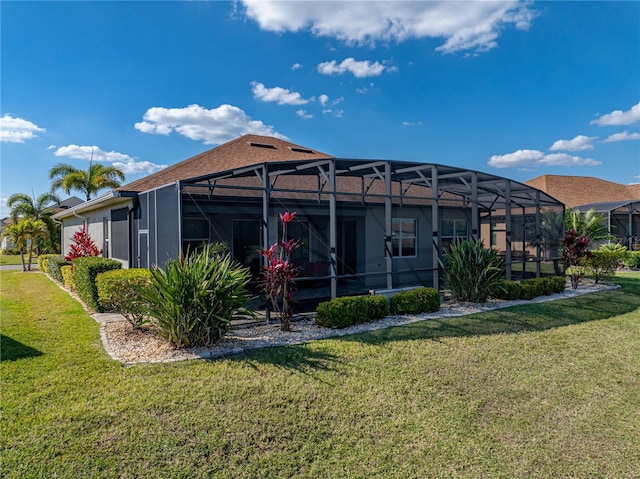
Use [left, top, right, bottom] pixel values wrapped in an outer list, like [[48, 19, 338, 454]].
[[575, 199, 640, 213], [525, 174, 640, 208], [117, 134, 334, 193], [56, 196, 83, 210]]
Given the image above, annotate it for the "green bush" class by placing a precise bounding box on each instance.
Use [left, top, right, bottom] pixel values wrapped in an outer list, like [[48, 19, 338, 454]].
[[389, 287, 440, 315], [47, 256, 69, 283], [315, 295, 389, 329], [72, 257, 122, 311], [138, 245, 254, 347], [492, 276, 565, 300], [519, 278, 546, 299], [623, 251, 640, 269], [60, 265, 75, 291], [97, 269, 152, 329], [493, 280, 522, 300], [440, 238, 505, 303], [545, 276, 567, 294], [38, 254, 60, 274]]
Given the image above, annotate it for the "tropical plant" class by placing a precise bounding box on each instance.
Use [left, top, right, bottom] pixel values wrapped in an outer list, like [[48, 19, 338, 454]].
[[586, 243, 628, 283], [65, 225, 101, 262], [565, 208, 613, 244], [440, 238, 505, 303], [139, 244, 254, 347], [49, 162, 125, 201], [562, 229, 591, 289], [7, 192, 61, 253], [1, 219, 48, 271], [258, 211, 300, 331]]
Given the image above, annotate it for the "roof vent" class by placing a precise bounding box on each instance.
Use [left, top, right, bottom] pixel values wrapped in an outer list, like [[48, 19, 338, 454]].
[[290, 147, 314, 154], [249, 142, 277, 149]]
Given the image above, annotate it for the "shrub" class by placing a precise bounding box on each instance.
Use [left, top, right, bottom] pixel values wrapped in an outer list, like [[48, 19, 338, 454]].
[[97, 269, 152, 329], [389, 287, 440, 315], [519, 278, 547, 299], [315, 295, 389, 329], [440, 238, 504, 303], [72, 257, 122, 311], [623, 251, 640, 269], [47, 255, 69, 283], [61, 265, 75, 291], [562, 229, 590, 289], [138, 245, 255, 347], [545, 276, 567, 294], [65, 225, 101, 262], [493, 280, 522, 300], [38, 254, 59, 274], [492, 276, 565, 300]]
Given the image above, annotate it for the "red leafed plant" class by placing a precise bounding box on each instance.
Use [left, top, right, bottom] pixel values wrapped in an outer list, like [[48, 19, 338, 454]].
[[561, 228, 591, 289], [65, 225, 102, 262], [258, 211, 300, 331]]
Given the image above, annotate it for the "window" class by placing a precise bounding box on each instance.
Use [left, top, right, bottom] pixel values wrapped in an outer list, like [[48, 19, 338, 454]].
[[441, 218, 467, 250], [392, 218, 417, 258], [182, 217, 210, 252]]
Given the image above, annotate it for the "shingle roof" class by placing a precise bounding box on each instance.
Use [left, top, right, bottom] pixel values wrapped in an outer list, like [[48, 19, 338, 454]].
[[525, 174, 640, 208], [118, 134, 334, 193]]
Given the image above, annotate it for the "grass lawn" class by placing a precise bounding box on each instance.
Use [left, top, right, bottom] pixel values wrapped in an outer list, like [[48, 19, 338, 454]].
[[2, 271, 639, 478], [0, 254, 37, 266]]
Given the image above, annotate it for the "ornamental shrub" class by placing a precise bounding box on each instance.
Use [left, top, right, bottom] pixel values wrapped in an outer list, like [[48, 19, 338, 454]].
[[493, 280, 522, 300], [138, 244, 255, 347], [38, 254, 59, 274], [72, 257, 122, 311], [65, 225, 101, 262], [623, 251, 640, 269], [519, 278, 546, 299], [48, 255, 69, 283], [440, 238, 504, 303], [562, 229, 591, 289], [61, 265, 75, 291], [315, 295, 389, 329], [389, 287, 440, 315], [97, 269, 152, 329]]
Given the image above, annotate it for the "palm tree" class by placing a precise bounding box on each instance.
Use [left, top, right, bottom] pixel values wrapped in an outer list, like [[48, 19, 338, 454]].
[[49, 162, 125, 201], [2, 219, 48, 271], [565, 208, 613, 244], [529, 209, 565, 275], [7, 192, 61, 254]]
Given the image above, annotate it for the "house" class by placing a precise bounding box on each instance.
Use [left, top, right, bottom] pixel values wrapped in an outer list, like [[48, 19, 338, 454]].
[[526, 175, 640, 249], [53, 135, 564, 301]]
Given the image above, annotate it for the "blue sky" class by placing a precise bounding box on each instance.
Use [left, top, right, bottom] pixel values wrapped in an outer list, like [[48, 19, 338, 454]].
[[2, 1, 639, 216]]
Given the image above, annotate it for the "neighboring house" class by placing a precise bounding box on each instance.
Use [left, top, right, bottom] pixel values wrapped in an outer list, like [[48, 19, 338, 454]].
[[53, 135, 564, 300], [526, 175, 640, 249]]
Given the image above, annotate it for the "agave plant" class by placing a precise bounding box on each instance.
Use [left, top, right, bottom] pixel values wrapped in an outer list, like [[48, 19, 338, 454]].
[[139, 244, 255, 347], [440, 238, 505, 303]]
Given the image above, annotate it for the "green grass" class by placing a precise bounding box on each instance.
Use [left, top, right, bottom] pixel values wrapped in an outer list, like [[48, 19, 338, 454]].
[[2, 271, 639, 478], [0, 254, 37, 266]]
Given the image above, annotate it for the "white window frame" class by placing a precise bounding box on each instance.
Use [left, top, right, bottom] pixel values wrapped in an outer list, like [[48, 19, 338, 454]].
[[442, 218, 468, 243], [392, 218, 417, 258]]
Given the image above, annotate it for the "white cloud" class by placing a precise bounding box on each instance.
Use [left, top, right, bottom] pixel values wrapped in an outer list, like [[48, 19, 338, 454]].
[[291, 63, 302, 70], [0, 197, 8, 218], [488, 149, 601, 169], [0, 114, 45, 143], [318, 94, 329, 106], [402, 121, 423, 127], [603, 130, 640, 143], [241, 0, 536, 53], [590, 102, 640, 126], [134, 104, 286, 144], [54, 145, 166, 176], [251, 81, 310, 105], [549, 135, 597, 151], [322, 109, 344, 118], [296, 109, 313, 120], [318, 58, 387, 78], [356, 83, 376, 94]]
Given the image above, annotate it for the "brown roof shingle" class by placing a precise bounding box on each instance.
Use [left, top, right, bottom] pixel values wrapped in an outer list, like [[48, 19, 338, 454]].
[[118, 134, 334, 193], [525, 174, 640, 208]]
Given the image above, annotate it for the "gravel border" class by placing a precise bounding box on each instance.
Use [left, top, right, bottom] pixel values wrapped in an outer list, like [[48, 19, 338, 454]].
[[94, 280, 620, 365]]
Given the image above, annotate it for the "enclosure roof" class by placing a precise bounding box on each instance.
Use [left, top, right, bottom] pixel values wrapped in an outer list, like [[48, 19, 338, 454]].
[[575, 199, 640, 213], [117, 134, 333, 193]]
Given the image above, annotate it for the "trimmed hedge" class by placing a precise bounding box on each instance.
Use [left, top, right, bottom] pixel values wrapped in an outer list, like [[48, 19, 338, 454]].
[[97, 269, 152, 329], [493, 276, 565, 301], [315, 295, 389, 329], [624, 251, 640, 269], [72, 257, 122, 311], [389, 287, 440, 315], [38, 254, 60, 274], [61, 265, 75, 291], [48, 256, 69, 283]]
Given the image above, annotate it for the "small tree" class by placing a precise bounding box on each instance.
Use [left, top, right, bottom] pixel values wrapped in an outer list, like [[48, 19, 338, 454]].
[[258, 212, 300, 331], [65, 225, 101, 262], [562, 229, 591, 289], [1, 219, 47, 271]]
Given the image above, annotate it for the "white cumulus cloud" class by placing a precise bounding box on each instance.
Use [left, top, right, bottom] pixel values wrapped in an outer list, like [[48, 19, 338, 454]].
[[291, 63, 302, 70], [241, 0, 536, 53], [488, 149, 601, 169], [251, 81, 310, 105], [318, 58, 387, 77], [549, 135, 597, 151], [402, 121, 423, 127], [134, 104, 286, 144], [0, 114, 45, 143], [296, 109, 313, 120], [54, 145, 166, 176], [603, 130, 640, 143], [590, 102, 640, 126], [318, 94, 329, 106]]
